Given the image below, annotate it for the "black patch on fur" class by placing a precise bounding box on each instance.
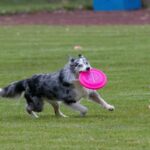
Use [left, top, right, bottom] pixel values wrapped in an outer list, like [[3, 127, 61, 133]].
[[64, 100, 76, 105], [2, 80, 25, 97], [27, 75, 42, 96], [59, 69, 72, 87], [24, 92, 44, 112], [66, 89, 69, 94], [78, 54, 82, 58], [15, 80, 25, 92]]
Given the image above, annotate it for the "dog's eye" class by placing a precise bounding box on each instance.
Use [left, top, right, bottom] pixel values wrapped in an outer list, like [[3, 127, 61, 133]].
[[86, 62, 88, 65], [78, 64, 83, 67], [75, 63, 78, 67]]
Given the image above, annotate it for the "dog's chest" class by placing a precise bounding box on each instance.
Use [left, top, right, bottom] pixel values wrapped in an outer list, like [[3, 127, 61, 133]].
[[73, 82, 92, 100]]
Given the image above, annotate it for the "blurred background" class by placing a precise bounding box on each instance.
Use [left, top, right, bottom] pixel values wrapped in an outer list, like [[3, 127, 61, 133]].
[[0, 0, 149, 15], [0, 0, 93, 14]]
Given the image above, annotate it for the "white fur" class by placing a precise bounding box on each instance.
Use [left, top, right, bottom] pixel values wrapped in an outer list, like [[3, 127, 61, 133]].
[[89, 92, 115, 111], [0, 88, 3, 95], [71, 79, 115, 113], [31, 111, 39, 118], [67, 102, 88, 116], [63, 65, 76, 84], [48, 101, 68, 117], [76, 58, 91, 72]]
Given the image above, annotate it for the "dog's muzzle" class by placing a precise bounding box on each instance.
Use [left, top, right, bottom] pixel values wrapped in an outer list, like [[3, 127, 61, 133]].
[[86, 67, 90, 71]]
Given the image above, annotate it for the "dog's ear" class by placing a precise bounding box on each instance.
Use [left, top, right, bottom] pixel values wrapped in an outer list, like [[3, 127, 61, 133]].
[[70, 58, 75, 63], [68, 56, 75, 63], [78, 54, 83, 58]]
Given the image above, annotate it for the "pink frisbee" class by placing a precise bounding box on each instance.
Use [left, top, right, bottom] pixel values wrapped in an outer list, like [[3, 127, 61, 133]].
[[79, 68, 107, 90]]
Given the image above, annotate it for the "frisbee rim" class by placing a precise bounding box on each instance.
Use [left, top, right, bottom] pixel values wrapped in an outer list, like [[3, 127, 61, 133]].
[[79, 68, 107, 90]]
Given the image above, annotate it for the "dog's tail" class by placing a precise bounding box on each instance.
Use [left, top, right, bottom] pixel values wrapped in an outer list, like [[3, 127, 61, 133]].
[[0, 80, 26, 98]]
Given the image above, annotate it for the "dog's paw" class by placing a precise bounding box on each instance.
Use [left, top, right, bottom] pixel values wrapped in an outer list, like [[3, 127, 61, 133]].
[[80, 107, 88, 117], [31, 111, 39, 118], [80, 112, 87, 117], [106, 104, 115, 111], [56, 112, 68, 118]]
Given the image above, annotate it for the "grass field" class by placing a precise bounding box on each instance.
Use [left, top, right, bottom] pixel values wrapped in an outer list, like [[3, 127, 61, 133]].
[[0, 25, 150, 150], [0, 0, 92, 15]]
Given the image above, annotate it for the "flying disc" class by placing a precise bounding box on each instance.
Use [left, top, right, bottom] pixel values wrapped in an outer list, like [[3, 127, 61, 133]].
[[79, 68, 107, 90]]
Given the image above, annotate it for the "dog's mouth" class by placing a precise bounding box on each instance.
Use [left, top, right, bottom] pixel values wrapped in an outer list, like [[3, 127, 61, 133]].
[[79, 67, 91, 73]]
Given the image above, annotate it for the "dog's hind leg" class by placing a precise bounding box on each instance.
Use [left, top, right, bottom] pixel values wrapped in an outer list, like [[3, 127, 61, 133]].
[[24, 93, 44, 118], [49, 101, 68, 117], [30, 111, 39, 118], [26, 103, 39, 118]]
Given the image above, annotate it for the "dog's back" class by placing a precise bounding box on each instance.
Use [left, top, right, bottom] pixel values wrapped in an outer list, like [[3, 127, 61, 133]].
[[0, 67, 77, 101]]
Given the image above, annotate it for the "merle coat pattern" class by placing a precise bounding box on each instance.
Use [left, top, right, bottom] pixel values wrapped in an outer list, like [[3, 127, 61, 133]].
[[0, 55, 114, 118]]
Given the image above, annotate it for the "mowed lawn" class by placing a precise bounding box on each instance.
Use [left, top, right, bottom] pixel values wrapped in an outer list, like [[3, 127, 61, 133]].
[[0, 26, 150, 150]]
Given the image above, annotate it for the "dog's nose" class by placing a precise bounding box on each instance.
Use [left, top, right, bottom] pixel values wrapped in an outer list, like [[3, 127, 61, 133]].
[[86, 67, 90, 71]]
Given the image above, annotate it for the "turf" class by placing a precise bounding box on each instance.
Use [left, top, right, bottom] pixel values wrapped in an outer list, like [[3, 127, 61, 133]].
[[0, 26, 150, 150], [0, 0, 92, 15]]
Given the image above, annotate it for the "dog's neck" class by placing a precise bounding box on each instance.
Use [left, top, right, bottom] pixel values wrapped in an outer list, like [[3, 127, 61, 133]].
[[58, 63, 78, 87]]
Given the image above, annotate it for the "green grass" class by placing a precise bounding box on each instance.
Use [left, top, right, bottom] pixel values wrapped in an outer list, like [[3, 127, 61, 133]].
[[0, 25, 150, 150], [0, 0, 92, 15]]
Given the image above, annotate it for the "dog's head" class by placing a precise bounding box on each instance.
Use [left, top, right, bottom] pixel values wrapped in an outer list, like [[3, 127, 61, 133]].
[[69, 54, 91, 74]]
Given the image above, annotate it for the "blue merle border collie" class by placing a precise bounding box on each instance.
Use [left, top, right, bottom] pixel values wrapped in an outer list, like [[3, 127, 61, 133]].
[[0, 54, 114, 118]]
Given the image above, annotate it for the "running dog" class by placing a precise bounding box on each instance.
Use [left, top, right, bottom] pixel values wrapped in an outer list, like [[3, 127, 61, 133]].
[[0, 54, 115, 118]]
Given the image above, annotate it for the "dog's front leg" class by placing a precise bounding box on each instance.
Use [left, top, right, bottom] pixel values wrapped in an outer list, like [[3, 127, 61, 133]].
[[49, 101, 68, 117], [89, 92, 115, 111], [65, 102, 88, 116]]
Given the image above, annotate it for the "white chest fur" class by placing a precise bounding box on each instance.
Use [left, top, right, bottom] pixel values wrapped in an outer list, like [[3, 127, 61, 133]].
[[73, 80, 93, 101]]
